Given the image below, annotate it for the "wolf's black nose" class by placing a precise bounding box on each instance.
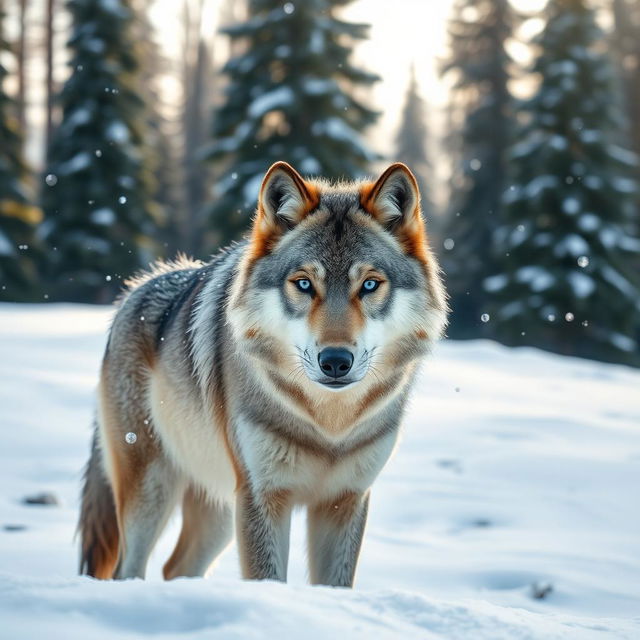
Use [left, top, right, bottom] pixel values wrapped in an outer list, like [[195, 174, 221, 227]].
[[318, 348, 354, 378]]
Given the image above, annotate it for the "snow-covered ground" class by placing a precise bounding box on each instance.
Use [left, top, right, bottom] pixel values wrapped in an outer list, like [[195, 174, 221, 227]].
[[1, 304, 639, 639]]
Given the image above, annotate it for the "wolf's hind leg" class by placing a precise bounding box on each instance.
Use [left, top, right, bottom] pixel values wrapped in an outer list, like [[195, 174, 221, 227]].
[[307, 490, 370, 587], [163, 486, 233, 579], [114, 458, 182, 579]]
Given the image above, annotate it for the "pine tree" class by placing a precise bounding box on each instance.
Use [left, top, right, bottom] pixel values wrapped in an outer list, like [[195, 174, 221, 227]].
[[441, 0, 515, 337], [486, 0, 640, 367], [0, 0, 40, 301], [205, 0, 379, 247], [395, 65, 432, 216], [41, 0, 160, 303]]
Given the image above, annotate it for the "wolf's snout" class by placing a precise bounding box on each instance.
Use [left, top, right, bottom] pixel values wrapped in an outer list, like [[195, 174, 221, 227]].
[[318, 348, 354, 378]]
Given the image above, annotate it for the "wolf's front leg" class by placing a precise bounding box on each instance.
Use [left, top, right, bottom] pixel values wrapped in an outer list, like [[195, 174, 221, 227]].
[[307, 490, 370, 587], [235, 484, 293, 581]]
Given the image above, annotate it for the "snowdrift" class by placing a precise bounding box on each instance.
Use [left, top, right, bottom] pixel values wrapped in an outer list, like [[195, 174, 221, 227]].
[[1, 304, 639, 638]]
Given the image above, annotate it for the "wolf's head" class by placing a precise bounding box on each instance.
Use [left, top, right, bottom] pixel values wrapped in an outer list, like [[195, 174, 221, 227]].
[[229, 162, 447, 397]]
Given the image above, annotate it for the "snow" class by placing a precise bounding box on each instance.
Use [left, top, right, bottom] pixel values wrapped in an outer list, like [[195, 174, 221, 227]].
[[299, 157, 322, 175], [247, 87, 295, 119], [619, 235, 640, 252], [567, 271, 595, 298], [214, 122, 253, 154], [553, 233, 589, 258], [601, 264, 637, 299], [599, 227, 619, 248], [583, 175, 603, 190], [547, 60, 578, 77], [242, 174, 263, 206], [510, 134, 541, 160], [90, 208, 116, 226], [548, 134, 567, 151], [302, 77, 336, 96], [0, 230, 14, 256], [59, 152, 91, 176], [606, 144, 637, 167], [561, 197, 580, 214], [607, 332, 637, 353], [495, 300, 524, 320], [274, 45, 291, 58], [105, 120, 130, 144], [514, 266, 554, 292], [611, 177, 637, 194], [1, 305, 640, 639], [100, 0, 125, 15], [314, 118, 375, 160], [523, 175, 559, 199], [65, 108, 91, 130], [85, 38, 106, 55], [579, 130, 601, 144], [309, 29, 325, 54], [578, 213, 600, 232], [482, 274, 508, 292]]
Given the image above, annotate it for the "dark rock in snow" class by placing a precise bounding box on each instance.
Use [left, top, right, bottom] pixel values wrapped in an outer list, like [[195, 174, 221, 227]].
[[531, 582, 554, 600], [22, 492, 60, 507]]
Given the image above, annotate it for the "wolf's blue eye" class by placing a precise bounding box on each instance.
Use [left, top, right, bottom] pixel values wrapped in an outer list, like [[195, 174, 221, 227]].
[[295, 279, 313, 293], [361, 279, 380, 294]]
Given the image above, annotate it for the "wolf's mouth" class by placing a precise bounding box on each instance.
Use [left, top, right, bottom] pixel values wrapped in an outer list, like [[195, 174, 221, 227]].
[[318, 379, 353, 389]]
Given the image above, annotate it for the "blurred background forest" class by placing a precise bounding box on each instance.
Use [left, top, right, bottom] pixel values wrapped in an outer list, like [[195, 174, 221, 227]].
[[0, 0, 639, 367]]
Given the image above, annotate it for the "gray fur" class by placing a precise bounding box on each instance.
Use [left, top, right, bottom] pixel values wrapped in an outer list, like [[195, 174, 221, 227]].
[[79, 165, 447, 586]]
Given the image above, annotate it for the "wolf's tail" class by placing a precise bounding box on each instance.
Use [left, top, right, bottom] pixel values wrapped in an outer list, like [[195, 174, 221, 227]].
[[78, 424, 119, 578]]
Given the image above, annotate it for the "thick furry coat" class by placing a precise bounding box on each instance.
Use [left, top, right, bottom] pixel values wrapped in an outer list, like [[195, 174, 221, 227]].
[[79, 162, 447, 586]]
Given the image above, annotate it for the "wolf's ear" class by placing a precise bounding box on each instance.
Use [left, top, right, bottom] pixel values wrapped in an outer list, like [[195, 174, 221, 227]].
[[361, 163, 428, 260], [258, 162, 317, 229], [249, 162, 318, 258], [361, 163, 420, 228]]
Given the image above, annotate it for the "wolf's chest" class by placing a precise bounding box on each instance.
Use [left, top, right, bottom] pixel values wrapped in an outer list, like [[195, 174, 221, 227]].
[[233, 415, 397, 503]]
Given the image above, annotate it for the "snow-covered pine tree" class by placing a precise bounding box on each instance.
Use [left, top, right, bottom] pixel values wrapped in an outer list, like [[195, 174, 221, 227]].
[[485, 0, 640, 367], [395, 65, 432, 217], [0, 0, 40, 301], [41, 0, 160, 303], [440, 0, 515, 338], [205, 0, 379, 247]]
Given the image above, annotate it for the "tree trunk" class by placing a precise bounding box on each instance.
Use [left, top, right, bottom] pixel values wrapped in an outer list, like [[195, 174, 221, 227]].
[[17, 0, 28, 132], [45, 0, 55, 160]]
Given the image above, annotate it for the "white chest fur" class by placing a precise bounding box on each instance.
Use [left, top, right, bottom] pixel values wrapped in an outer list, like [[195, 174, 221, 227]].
[[234, 414, 398, 503]]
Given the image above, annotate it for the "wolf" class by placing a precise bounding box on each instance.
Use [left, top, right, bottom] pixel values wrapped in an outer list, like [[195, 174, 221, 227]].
[[78, 161, 447, 587]]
